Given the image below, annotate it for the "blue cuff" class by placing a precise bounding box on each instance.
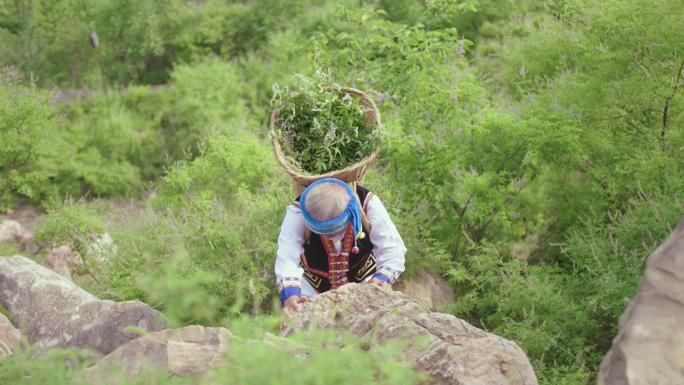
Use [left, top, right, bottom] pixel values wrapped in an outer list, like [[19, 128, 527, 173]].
[[280, 286, 301, 306], [372, 273, 390, 283]]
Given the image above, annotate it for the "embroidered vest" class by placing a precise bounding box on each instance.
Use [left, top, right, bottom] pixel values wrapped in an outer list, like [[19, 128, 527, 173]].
[[295, 185, 376, 292]]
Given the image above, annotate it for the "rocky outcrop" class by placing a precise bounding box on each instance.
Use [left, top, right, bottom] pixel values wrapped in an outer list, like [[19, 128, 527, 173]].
[[0, 255, 167, 355], [43, 245, 82, 280], [284, 283, 537, 385], [599, 218, 684, 385], [43, 234, 115, 279], [0, 219, 33, 251], [0, 313, 21, 358], [395, 269, 455, 310], [84, 325, 232, 384]]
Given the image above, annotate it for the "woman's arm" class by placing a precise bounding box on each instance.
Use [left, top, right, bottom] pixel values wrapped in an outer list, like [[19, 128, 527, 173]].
[[366, 195, 407, 284], [275, 204, 306, 306]]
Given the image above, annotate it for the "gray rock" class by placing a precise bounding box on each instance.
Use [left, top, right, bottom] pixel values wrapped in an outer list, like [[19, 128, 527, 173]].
[[0, 255, 167, 355], [43, 245, 82, 280], [84, 325, 232, 384], [0, 220, 25, 243], [599, 218, 684, 385], [0, 219, 33, 251], [395, 269, 455, 310], [283, 283, 537, 385], [0, 313, 21, 358], [85, 232, 116, 263]]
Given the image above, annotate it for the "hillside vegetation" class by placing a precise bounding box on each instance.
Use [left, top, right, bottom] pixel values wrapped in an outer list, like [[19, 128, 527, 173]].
[[1, 0, 683, 384]]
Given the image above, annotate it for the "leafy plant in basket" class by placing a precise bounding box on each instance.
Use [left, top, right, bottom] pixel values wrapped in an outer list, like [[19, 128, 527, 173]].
[[270, 72, 382, 175]]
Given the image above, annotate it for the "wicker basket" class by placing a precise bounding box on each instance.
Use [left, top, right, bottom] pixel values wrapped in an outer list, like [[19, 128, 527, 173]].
[[269, 87, 381, 194]]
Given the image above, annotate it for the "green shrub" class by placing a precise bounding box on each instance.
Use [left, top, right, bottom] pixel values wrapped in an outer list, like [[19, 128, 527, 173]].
[[0, 316, 423, 385], [0, 76, 171, 208], [161, 58, 249, 158], [445, 189, 684, 383], [84, 128, 291, 317], [218, 327, 424, 385], [0, 0, 313, 87], [0, 348, 95, 385], [36, 200, 106, 255], [0, 72, 55, 209], [156, 127, 280, 208], [3, 2, 684, 384]]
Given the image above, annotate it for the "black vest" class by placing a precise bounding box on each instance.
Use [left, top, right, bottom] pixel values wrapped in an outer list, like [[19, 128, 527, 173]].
[[295, 185, 376, 292]]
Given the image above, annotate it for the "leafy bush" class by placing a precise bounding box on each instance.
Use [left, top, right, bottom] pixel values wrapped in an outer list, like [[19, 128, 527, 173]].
[[36, 200, 106, 256], [0, 71, 54, 209], [0, 317, 423, 385], [80, 128, 290, 319], [218, 327, 424, 385], [156, 127, 280, 208], [3, 1, 684, 384], [0, 74, 171, 207], [0, 0, 312, 87]]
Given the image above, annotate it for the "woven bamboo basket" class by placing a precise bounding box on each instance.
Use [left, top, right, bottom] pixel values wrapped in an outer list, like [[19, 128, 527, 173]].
[[270, 87, 381, 194]]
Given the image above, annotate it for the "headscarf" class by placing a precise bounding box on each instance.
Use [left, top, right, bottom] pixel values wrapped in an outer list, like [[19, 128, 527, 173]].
[[300, 178, 362, 238]]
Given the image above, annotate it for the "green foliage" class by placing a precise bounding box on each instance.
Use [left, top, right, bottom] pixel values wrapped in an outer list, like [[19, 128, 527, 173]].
[[218, 328, 424, 385], [0, 303, 10, 319], [0, 71, 54, 209], [135, 255, 227, 326], [36, 200, 106, 255], [0, 0, 100, 87], [0, 243, 20, 258], [3, 1, 684, 384], [0, 348, 95, 385], [156, 127, 280, 208], [0, 0, 312, 86], [81, 128, 290, 319], [46, 98, 152, 199], [447, 246, 597, 382], [0, 317, 422, 385], [271, 72, 381, 174], [161, 58, 249, 157], [446, 188, 684, 382], [0, 74, 170, 207], [95, 194, 283, 318]]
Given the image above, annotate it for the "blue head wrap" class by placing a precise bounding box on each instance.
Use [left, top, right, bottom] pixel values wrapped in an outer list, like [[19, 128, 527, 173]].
[[300, 178, 362, 238]]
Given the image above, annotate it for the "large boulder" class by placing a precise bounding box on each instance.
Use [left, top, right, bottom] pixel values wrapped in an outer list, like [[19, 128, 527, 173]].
[[395, 269, 455, 310], [284, 283, 537, 385], [84, 325, 232, 384], [0, 313, 21, 358], [0, 255, 167, 355], [599, 218, 684, 385]]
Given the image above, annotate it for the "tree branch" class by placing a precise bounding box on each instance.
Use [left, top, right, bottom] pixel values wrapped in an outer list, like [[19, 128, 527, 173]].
[[661, 58, 684, 145]]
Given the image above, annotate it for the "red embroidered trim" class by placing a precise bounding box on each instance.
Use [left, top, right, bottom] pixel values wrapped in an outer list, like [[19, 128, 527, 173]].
[[321, 223, 354, 290], [300, 254, 330, 278]]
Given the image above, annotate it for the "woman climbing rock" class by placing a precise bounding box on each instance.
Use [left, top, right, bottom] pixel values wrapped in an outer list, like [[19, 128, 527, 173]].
[[274, 177, 406, 315]]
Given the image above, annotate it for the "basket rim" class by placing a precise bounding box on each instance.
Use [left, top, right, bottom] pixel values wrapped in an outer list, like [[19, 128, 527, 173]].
[[269, 86, 381, 182]]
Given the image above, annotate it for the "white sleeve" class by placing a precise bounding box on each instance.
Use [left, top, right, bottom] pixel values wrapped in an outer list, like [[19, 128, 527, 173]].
[[366, 195, 406, 284], [274, 204, 306, 291]]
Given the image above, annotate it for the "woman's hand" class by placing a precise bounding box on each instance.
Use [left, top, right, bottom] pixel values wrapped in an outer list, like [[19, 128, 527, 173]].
[[283, 295, 308, 318]]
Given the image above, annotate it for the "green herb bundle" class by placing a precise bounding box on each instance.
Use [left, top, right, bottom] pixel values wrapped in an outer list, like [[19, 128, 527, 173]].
[[270, 73, 381, 174]]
